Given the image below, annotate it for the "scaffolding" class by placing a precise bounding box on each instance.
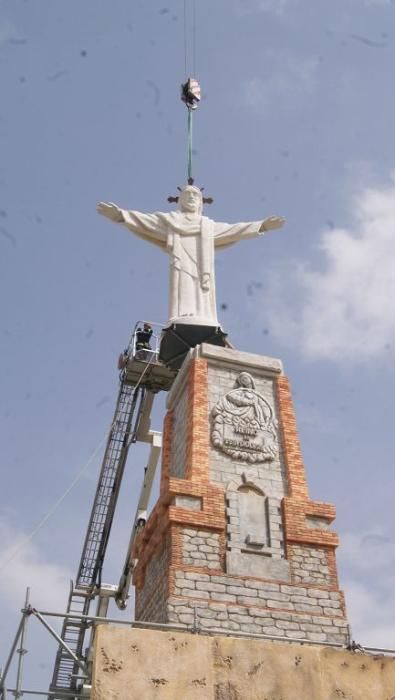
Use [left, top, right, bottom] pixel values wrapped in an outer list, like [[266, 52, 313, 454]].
[[2, 597, 395, 699], [0, 322, 177, 700]]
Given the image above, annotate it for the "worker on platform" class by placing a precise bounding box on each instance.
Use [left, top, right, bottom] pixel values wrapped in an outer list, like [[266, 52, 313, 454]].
[[135, 322, 153, 359]]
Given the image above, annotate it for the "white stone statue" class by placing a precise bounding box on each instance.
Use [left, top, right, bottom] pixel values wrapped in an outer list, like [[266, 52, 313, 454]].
[[97, 185, 284, 327]]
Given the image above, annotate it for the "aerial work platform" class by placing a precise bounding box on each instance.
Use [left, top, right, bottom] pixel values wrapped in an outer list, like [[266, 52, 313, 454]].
[[120, 321, 229, 380], [159, 322, 229, 369], [118, 322, 178, 392], [120, 353, 178, 392]]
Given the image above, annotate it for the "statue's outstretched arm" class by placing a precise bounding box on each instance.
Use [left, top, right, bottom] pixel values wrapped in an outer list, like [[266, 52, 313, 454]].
[[214, 216, 285, 249], [97, 202, 167, 250]]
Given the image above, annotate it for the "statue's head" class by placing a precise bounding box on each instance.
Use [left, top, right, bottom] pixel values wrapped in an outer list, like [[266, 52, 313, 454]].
[[178, 185, 203, 214], [236, 372, 255, 389]]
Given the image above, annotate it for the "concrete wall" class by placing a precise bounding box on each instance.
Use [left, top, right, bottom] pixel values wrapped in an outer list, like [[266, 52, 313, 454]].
[[92, 625, 395, 700]]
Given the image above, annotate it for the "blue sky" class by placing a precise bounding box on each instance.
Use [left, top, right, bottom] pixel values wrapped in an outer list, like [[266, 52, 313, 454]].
[[1, 0, 395, 690]]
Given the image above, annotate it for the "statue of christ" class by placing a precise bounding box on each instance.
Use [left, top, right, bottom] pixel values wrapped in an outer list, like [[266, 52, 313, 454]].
[[97, 185, 284, 327]]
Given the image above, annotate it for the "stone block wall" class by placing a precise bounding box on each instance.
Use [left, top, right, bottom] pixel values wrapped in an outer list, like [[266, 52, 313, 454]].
[[169, 571, 349, 643], [132, 345, 350, 645], [289, 544, 333, 586], [182, 528, 221, 569]]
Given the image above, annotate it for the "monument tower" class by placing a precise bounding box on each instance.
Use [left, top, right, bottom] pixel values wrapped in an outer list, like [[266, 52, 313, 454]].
[[97, 207, 349, 645], [2, 25, 395, 700], [96, 78, 349, 648]]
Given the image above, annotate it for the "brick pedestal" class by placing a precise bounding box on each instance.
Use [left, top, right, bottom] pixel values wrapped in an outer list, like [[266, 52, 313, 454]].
[[132, 344, 350, 644]]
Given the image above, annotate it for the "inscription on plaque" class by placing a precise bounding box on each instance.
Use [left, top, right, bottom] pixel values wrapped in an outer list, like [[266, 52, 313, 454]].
[[211, 372, 278, 463]]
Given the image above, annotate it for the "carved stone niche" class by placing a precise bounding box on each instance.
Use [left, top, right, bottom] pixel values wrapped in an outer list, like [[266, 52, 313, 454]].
[[225, 474, 290, 581], [211, 372, 278, 463]]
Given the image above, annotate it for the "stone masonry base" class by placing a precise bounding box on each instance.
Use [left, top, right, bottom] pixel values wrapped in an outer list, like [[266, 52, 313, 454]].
[[133, 347, 350, 647]]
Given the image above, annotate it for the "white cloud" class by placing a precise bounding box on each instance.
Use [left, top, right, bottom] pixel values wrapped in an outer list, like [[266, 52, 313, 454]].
[[246, 52, 318, 114], [340, 531, 395, 573], [343, 579, 395, 648], [339, 530, 395, 648], [267, 177, 395, 361], [0, 518, 72, 611]]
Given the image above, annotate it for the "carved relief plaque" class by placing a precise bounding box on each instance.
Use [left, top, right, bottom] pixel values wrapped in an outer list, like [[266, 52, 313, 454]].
[[211, 372, 278, 463]]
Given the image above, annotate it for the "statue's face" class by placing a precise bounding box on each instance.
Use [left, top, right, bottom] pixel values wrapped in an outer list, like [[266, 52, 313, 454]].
[[237, 372, 255, 389], [179, 186, 202, 213]]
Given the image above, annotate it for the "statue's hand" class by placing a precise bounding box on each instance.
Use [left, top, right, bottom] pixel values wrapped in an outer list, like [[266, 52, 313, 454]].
[[97, 201, 124, 223], [260, 216, 285, 232], [202, 273, 210, 291]]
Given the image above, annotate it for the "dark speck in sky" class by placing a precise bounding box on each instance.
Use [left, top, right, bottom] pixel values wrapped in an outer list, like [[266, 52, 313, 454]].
[[0, 210, 7, 218], [262, 328, 269, 336], [220, 303, 228, 311], [85, 329, 94, 339], [19, 76, 26, 83], [0, 227, 17, 247], [246, 281, 262, 297], [349, 33, 388, 48], [160, 7, 170, 14], [80, 49, 87, 57], [48, 70, 68, 82]]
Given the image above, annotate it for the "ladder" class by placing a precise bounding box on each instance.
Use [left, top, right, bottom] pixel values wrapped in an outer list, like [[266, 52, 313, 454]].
[[48, 379, 146, 698]]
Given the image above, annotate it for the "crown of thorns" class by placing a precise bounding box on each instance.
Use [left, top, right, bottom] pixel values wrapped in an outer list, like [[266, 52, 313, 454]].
[[168, 177, 213, 205]]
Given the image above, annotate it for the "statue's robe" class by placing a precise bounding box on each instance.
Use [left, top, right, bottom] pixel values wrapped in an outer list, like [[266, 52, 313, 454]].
[[121, 208, 265, 327]]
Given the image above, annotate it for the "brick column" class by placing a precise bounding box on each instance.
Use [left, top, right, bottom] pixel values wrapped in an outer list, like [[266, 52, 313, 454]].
[[276, 376, 309, 499], [185, 358, 209, 481]]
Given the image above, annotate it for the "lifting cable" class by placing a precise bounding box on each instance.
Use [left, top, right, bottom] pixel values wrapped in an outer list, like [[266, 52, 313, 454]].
[[183, 0, 197, 80], [181, 0, 200, 182]]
